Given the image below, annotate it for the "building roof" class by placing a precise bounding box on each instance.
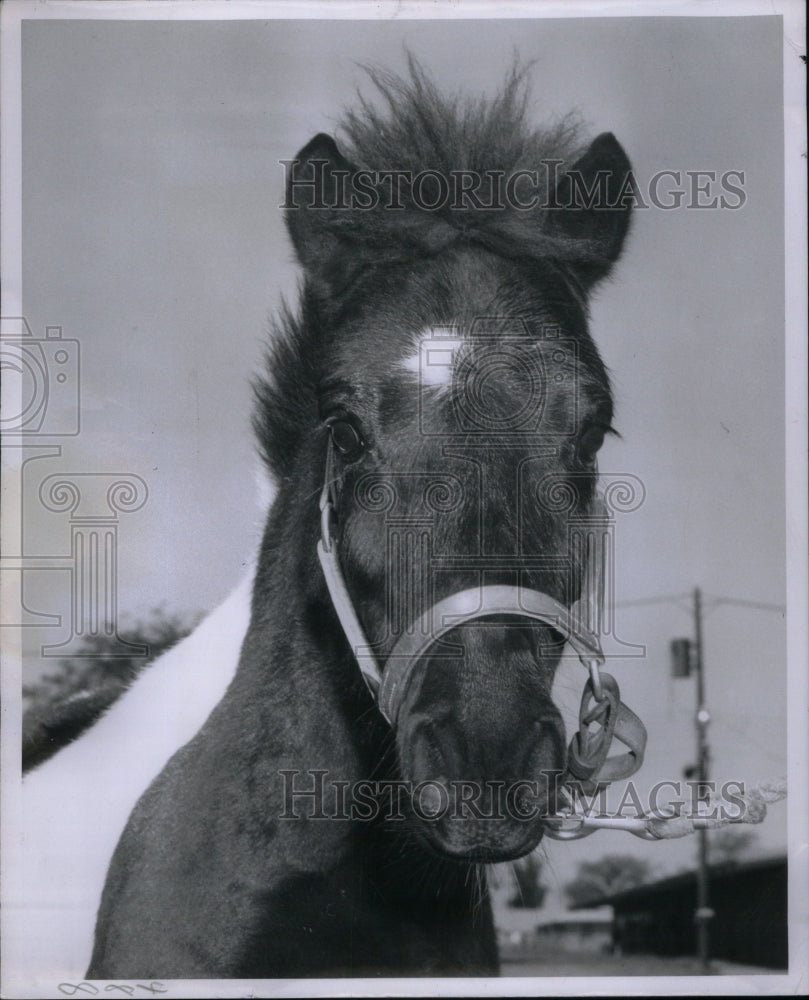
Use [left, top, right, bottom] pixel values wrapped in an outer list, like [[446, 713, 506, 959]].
[[534, 906, 613, 928], [572, 853, 787, 910]]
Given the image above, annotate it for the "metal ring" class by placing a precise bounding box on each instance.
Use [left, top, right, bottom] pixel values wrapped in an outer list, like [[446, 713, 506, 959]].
[[582, 697, 611, 727], [543, 817, 599, 841], [588, 658, 604, 701]]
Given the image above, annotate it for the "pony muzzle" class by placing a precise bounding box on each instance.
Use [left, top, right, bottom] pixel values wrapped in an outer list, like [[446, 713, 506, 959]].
[[316, 446, 646, 790]]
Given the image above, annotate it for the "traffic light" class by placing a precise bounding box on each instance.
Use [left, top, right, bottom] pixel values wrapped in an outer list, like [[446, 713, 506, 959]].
[[670, 637, 692, 677]]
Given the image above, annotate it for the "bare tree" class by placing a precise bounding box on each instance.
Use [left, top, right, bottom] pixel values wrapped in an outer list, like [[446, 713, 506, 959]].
[[23, 606, 201, 772], [564, 854, 652, 907], [508, 854, 547, 909]]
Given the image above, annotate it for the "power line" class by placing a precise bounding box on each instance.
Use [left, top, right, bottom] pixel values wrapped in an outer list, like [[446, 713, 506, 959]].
[[613, 593, 691, 608], [705, 596, 786, 614], [614, 593, 785, 614]]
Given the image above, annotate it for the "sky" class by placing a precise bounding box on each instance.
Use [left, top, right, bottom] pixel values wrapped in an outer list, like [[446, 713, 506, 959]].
[[10, 11, 795, 885]]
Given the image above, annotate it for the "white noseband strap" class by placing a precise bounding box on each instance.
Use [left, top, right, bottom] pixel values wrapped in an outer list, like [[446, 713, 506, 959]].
[[377, 585, 602, 725]]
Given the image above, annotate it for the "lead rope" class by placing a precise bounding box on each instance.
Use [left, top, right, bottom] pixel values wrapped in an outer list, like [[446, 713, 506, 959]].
[[544, 776, 787, 841]]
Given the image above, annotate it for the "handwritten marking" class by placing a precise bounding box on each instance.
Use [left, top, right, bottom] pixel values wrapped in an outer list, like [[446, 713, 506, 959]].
[[58, 984, 167, 998]]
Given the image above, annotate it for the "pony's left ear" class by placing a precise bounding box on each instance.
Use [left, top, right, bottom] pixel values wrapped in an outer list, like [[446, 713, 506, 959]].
[[284, 133, 361, 298], [547, 132, 633, 287]]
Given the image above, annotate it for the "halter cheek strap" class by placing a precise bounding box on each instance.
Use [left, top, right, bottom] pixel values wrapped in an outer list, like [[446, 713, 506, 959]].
[[317, 542, 384, 695], [317, 443, 647, 788], [318, 459, 385, 698]]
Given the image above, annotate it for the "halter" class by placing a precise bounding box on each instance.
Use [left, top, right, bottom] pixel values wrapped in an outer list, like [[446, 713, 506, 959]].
[[317, 441, 647, 792]]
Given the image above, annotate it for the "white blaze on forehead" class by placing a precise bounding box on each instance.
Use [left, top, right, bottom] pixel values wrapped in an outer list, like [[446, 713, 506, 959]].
[[400, 326, 465, 391]]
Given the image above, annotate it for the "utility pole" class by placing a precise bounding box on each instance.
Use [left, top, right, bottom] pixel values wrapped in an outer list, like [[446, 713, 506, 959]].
[[693, 586, 713, 974], [669, 588, 713, 971], [647, 587, 783, 972]]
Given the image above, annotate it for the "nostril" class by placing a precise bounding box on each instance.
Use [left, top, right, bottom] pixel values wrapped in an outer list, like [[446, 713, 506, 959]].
[[413, 778, 448, 820], [513, 783, 539, 819], [518, 716, 560, 770]]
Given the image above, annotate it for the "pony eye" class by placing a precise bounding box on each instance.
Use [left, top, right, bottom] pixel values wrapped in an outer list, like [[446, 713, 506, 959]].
[[578, 425, 606, 466], [329, 419, 364, 460]]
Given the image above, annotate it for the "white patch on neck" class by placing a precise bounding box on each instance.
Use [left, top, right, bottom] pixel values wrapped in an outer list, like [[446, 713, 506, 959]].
[[8, 565, 258, 985], [253, 457, 278, 517], [400, 325, 465, 393]]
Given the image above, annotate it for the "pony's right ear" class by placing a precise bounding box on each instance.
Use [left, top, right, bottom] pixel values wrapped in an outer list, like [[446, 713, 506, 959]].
[[546, 132, 633, 287], [284, 134, 360, 298]]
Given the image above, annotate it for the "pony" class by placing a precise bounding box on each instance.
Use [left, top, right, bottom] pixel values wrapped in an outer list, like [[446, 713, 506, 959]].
[[87, 63, 633, 979]]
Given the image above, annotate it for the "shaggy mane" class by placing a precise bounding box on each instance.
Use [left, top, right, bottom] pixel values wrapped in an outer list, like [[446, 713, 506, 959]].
[[325, 59, 592, 265], [342, 57, 583, 193]]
